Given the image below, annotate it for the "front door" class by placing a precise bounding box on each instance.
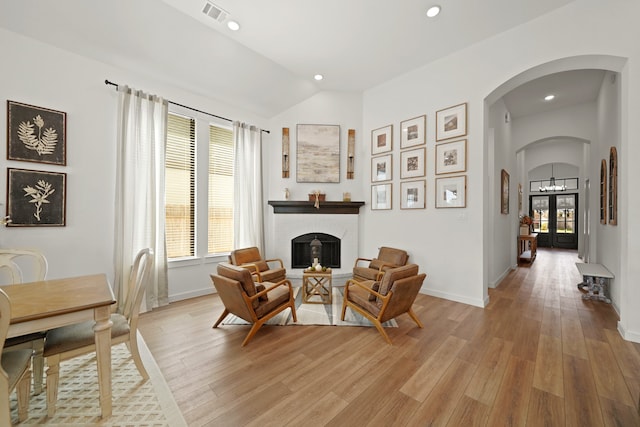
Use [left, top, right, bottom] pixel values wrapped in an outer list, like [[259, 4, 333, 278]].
[[530, 193, 578, 249]]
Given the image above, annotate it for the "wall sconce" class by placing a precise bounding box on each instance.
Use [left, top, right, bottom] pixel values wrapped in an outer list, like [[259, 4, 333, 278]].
[[347, 129, 355, 179], [282, 127, 290, 178]]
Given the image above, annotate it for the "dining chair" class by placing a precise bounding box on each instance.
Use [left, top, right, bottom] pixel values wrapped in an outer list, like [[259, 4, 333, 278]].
[[43, 248, 153, 416], [0, 288, 32, 426], [0, 248, 48, 395]]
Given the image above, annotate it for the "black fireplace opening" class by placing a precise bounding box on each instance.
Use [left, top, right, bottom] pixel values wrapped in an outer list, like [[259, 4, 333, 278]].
[[291, 232, 341, 269]]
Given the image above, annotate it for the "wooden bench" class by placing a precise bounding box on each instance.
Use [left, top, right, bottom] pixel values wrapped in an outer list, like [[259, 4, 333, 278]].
[[575, 262, 613, 303]]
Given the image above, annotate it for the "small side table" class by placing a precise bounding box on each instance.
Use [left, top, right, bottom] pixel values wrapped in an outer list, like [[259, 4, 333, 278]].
[[302, 270, 332, 304]]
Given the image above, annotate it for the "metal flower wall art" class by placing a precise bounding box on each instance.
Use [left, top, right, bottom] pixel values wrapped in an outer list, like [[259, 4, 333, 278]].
[[18, 114, 58, 156], [23, 179, 55, 221]]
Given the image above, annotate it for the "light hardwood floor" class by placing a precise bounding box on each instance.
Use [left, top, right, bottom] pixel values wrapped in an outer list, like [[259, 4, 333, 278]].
[[138, 248, 640, 426]]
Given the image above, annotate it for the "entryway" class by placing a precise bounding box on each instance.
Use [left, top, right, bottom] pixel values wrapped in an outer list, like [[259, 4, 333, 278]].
[[530, 193, 578, 249]]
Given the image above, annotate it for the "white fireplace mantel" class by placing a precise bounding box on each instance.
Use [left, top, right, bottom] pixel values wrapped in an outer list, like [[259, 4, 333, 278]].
[[268, 200, 365, 282]]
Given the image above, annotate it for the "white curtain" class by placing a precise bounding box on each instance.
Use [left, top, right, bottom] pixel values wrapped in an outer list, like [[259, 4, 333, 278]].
[[114, 85, 169, 312], [233, 121, 264, 252]]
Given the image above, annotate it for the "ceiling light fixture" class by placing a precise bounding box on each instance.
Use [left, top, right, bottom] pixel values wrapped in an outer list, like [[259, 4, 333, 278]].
[[314, 74, 324, 81], [227, 20, 240, 31], [544, 94, 555, 101], [426, 5, 441, 18], [539, 163, 566, 192]]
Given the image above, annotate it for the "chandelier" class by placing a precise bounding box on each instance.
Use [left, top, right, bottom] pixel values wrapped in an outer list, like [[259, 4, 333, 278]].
[[539, 163, 566, 192]]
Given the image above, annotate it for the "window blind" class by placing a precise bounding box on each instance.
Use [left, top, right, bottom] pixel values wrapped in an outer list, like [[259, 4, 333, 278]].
[[208, 125, 234, 254], [165, 113, 195, 258]]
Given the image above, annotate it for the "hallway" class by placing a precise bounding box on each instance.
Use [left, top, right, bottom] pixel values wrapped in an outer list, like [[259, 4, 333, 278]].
[[488, 247, 639, 426]]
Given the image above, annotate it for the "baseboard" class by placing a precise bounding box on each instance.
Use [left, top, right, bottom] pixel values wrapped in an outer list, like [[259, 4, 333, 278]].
[[490, 265, 514, 289], [617, 321, 640, 343], [169, 288, 214, 303], [420, 286, 485, 308]]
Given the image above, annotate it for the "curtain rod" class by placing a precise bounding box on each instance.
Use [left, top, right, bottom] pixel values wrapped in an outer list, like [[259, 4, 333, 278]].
[[104, 79, 270, 134]]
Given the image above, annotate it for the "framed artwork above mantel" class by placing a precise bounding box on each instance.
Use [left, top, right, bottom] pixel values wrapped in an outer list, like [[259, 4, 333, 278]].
[[296, 124, 340, 183]]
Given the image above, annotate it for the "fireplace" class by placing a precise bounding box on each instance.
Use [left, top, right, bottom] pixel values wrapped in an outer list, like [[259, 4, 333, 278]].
[[266, 200, 363, 280], [291, 233, 341, 268]]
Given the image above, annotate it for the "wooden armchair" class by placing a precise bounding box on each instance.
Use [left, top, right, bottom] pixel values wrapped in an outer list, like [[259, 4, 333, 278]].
[[352, 246, 409, 282], [341, 263, 426, 344], [211, 262, 297, 346], [229, 246, 286, 283]]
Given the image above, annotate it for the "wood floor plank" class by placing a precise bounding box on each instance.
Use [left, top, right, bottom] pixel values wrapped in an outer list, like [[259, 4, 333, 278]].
[[563, 354, 604, 427], [585, 338, 635, 406], [446, 395, 490, 427], [404, 358, 477, 427], [599, 396, 640, 427], [561, 316, 589, 359], [526, 388, 565, 427], [486, 355, 535, 426], [399, 335, 467, 402], [464, 337, 514, 406], [533, 333, 564, 397]]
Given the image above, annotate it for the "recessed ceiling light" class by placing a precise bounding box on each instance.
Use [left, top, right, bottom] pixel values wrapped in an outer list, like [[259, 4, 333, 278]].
[[544, 94, 555, 101], [314, 74, 324, 81], [426, 5, 441, 18], [227, 20, 240, 31]]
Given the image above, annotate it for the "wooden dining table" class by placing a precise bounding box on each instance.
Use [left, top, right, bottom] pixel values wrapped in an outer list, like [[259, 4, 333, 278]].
[[1, 274, 116, 418]]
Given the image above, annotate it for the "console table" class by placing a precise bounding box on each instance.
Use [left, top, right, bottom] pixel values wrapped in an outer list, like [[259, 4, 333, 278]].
[[518, 233, 538, 264]]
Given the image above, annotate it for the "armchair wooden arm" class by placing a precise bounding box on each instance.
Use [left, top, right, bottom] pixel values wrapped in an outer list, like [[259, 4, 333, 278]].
[[353, 257, 373, 268]]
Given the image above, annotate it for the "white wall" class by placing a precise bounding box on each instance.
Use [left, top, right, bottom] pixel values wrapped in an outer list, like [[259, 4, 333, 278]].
[[488, 98, 514, 287], [359, 0, 640, 332], [0, 28, 268, 300], [595, 71, 622, 309]]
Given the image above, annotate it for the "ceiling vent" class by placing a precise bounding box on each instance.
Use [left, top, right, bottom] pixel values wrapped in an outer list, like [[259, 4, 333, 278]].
[[202, 1, 229, 23]]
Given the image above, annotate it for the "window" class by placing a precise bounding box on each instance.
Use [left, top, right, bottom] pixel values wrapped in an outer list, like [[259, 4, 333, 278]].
[[208, 125, 234, 254], [165, 111, 234, 259], [165, 113, 195, 258]]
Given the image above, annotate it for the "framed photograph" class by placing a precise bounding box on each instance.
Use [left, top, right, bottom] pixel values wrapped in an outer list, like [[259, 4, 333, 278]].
[[7, 168, 66, 226], [435, 139, 467, 175], [400, 148, 425, 179], [371, 154, 392, 182], [400, 180, 426, 210], [435, 175, 466, 208], [296, 124, 340, 183], [436, 102, 467, 141], [371, 183, 392, 210], [7, 100, 67, 165], [501, 169, 509, 214], [400, 115, 426, 149], [371, 124, 392, 155]]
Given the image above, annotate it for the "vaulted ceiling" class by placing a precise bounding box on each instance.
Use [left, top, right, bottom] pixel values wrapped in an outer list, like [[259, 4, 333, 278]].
[[1, 0, 602, 118]]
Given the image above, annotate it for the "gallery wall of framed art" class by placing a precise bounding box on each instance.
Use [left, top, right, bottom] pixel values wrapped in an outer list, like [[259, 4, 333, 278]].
[[369, 102, 468, 211]]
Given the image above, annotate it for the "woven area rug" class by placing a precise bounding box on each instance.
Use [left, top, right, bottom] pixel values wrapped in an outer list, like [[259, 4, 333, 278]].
[[222, 286, 397, 327], [10, 335, 186, 427]]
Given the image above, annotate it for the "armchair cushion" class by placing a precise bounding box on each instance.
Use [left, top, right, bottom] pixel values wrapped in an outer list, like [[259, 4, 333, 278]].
[[353, 247, 409, 282], [217, 262, 259, 308], [254, 285, 291, 318], [378, 264, 419, 298], [347, 285, 382, 317], [230, 246, 286, 283]]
